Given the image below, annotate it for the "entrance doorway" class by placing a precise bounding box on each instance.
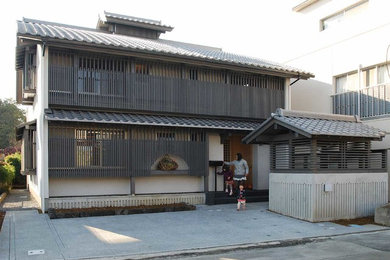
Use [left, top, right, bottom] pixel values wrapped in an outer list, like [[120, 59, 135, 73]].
[[223, 135, 253, 190]]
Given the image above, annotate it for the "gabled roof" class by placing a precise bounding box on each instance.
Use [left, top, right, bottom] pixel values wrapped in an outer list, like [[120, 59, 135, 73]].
[[45, 109, 262, 131], [98, 11, 174, 32], [243, 109, 386, 144], [16, 17, 314, 79]]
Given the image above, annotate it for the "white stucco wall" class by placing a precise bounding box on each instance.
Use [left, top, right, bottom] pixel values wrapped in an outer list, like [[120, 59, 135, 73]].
[[208, 134, 224, 192], [291, 79, 333, 113], [49, 178, 131, 197], [364, 118, 390, 201], [135, 176, 203, 194], [252, 144, 270, 190], [25, 44, 49, 210], [270, 172, 388, 222], [287, 0, 390, 114]]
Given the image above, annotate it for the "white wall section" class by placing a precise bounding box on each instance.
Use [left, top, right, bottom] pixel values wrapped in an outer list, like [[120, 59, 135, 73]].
[[269, 172, 388, 222]]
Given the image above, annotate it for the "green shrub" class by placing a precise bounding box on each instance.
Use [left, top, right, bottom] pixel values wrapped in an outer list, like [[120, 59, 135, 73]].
[[0, 161, 15, 193], [5, 153, 24, 186]]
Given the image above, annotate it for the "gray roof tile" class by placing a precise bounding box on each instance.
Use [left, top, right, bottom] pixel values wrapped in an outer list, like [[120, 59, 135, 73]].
[[243, 109, 386, 143], [45, 109, 261, 131], [275, 115, 384, 138], [17, 18, 313, 78]]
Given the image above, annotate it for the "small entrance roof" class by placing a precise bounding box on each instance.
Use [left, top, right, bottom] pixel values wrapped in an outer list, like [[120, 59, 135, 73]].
[[243, 109, 386, 144]]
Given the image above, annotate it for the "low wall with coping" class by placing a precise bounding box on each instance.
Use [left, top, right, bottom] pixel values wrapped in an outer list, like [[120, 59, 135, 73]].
[[269, 172, 388, 222], [48, 193, 205, 209]]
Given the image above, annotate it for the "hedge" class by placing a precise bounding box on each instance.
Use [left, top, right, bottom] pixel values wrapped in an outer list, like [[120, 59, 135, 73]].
[[0, 161, 15, 193], [5, 153, 24, 186]]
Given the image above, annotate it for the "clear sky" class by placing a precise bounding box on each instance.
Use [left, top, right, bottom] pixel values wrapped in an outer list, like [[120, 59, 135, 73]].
[[2, 0, 304, 100]]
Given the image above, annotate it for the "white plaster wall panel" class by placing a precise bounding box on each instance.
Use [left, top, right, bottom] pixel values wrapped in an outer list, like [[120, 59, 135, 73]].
[[33, 44, 49, 211], [135, 176, 203, 194], [208, 134, 224, 191], [49, 178, 130, 197], [48, 193, 205, 209], [364, 118, 390, 201], [270, 172, 388, 222], [291, 79, 333, 114]]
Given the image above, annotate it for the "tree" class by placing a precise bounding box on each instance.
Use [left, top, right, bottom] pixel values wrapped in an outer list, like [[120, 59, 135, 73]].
[[0, 99, 25, 149]]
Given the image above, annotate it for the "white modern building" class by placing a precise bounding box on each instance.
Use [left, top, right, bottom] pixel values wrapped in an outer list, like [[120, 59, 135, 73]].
[[287, 0, 390, 201]]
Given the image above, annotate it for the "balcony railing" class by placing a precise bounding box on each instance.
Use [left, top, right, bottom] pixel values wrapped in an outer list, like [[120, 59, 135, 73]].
[[48, 65, 285, 119], [332, 84, 390, 118]]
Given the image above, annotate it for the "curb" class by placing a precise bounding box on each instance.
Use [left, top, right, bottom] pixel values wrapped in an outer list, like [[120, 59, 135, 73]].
[[0, 192, 7, 205], [90, 229, 390, 260]]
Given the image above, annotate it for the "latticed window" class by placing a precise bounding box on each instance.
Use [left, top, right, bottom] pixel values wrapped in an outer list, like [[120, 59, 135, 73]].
[[156, 132, 175, 141], [77, 55, 126, 95], [135, 63, 150, 74], [223, 139, 231, 162], [24, 49, 37, 91], [75, 128, 125, 167]]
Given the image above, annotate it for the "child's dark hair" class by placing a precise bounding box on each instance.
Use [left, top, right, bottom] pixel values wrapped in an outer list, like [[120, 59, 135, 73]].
[[237, 153, 242, 161]]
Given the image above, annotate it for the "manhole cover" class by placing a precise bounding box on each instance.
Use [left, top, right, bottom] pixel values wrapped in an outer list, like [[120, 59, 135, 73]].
[[28, 249, 45, 256]]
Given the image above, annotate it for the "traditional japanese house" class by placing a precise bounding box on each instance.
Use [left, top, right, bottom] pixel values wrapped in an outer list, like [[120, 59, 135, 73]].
[[243, 108, 387, 221], [15, 12, 313, 211]]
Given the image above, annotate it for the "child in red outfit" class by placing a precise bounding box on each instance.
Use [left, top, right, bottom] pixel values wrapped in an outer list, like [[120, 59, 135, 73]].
[[237, 184, 246, 211], [218, 165, 234, 196]]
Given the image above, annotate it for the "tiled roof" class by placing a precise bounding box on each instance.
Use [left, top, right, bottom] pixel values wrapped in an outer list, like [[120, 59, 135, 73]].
[[16, 18, 313, 78], [243, 109, 386, 143], [102, 11, 174, 31], [45, 109, 261, 131]]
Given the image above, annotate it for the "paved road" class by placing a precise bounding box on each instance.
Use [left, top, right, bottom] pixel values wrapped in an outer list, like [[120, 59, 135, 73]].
[[161, 230, 390, 260], [1, 202, 389, 260]]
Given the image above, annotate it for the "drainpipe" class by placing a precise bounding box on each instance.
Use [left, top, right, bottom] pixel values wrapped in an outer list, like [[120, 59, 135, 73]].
[[358, 64, 362, 117]]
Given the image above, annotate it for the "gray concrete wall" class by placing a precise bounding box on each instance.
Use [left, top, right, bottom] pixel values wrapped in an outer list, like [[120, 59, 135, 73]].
[[253, 144, 270, 190]]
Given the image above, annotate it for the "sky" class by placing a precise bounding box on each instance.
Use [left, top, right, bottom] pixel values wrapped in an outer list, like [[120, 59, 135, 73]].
[[1, 0, 306, 101]]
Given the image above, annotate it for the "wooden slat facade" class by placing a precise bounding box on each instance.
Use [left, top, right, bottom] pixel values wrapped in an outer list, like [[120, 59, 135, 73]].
[[332, 84, 390, 118], [48, 123, 207, 178], [48, 49, 285, 119], [21, 128, 36, 175], [270, 138, 387, 172]]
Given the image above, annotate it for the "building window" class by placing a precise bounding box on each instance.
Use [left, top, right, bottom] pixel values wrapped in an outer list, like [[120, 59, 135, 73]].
[[190, 132, 206, 142], [377, 65, 390, 85], [156, 132, 175, 141], [135, 63, 150, 74], [362, 64, 390, 87], [335, 72, 358, 93], [21, 127, 37, 174], [320, 0, 369, 31], [24, 50, 37, 91], [189, 69, 198, 80], [75, 128, 125, 167], [78, 56, 126, 95], [223, 139, 231, 162]]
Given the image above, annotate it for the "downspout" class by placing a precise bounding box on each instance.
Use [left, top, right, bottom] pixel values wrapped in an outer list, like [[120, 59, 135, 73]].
[[357, 64, 362, 117]]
